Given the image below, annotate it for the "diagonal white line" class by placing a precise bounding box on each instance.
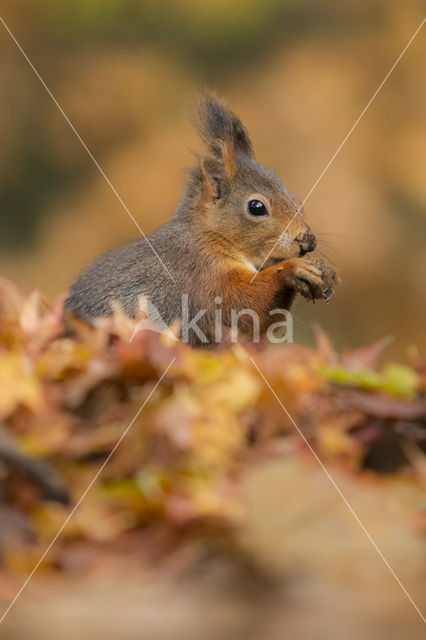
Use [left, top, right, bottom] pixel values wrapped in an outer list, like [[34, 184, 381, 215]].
[[0, 16, 176, 283], [249, 356, 426, 624], [0, 357, 176, 625], [251, 17, 426, 281]]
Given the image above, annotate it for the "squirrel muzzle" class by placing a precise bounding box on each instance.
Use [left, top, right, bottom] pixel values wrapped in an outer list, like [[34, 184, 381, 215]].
[[297, 231, 317, 256]]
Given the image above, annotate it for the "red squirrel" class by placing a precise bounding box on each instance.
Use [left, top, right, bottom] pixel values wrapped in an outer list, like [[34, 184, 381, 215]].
[[65, 93, 339, 345]]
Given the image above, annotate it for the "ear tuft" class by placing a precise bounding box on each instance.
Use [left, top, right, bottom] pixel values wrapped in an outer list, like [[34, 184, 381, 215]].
[[194, 91, 254, 159]]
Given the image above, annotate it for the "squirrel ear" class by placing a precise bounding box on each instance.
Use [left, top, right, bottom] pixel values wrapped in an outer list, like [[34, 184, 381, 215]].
[[213, 139, 236, 178], [199, 155, 224, 202], [195, 92, 255, 159], [199, 139, 236, 202]]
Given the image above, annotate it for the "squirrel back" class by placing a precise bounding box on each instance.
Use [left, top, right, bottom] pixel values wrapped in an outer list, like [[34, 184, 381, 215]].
[[65, 92, 339, 345]]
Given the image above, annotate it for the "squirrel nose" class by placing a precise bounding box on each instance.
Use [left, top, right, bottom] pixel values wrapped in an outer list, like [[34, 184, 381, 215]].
[[298, 233, 316, 256]]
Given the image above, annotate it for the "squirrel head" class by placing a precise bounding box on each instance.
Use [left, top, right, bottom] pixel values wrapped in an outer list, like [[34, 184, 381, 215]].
[[188, 92, 316, 269]]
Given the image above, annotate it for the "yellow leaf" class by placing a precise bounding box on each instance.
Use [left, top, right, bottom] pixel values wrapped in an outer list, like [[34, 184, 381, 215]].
[[0, 352, 42, 418]]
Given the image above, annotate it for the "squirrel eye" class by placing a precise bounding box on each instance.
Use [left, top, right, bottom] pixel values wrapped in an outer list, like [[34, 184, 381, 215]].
[[247, 199, 268, 217]]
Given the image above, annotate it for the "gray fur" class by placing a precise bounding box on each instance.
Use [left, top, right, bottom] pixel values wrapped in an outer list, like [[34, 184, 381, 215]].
[[65, 215, 192, 326]]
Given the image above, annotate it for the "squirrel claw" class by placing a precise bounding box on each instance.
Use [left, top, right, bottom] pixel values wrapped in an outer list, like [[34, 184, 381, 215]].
[[323, 285, 333, 301]]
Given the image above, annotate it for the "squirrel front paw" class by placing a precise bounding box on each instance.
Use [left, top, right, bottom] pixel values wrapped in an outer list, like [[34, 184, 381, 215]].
[[308, 257, 340, 301], [277, 257, 340, 301]]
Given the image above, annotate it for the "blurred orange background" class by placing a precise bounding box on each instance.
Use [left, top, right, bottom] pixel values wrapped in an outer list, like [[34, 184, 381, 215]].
[[0, 0, 425, 359]]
